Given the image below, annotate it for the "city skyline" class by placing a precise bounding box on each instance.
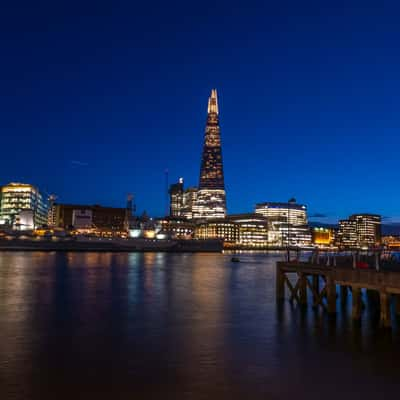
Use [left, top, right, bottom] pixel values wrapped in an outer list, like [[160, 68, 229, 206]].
[[1, 1, 400, 222]]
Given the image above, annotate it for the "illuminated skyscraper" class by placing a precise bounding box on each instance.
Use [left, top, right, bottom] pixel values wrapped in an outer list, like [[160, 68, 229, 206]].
[[193, 89, 226, 219]]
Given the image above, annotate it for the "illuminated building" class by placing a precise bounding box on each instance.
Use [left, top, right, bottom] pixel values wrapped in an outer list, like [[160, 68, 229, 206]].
[[195, 219, 239, 245], [255, 200, 311, 246], [47, 194, 57, 227], [182, 187, 198, 219], [336, 214, 381, 249], [336, 219, 358, 248], [312, 227, 335, 247], [0, 182, 48, 229], [226, 214, 269, 247], [350, 214, 381, 248], [255, 201, 308, 225], [169, 178, 184, 217], [157, 217, 195, 239], [382, 236, 400, 249], [193, 89, 226, 219], [169, 178, 198, 219]]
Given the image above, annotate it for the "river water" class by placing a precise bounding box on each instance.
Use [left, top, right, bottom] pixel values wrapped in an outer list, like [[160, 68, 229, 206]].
[[0, 251, 399, 399]]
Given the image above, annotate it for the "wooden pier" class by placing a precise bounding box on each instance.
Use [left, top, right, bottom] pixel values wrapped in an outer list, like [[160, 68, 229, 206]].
[[276, 260, 400, 328]]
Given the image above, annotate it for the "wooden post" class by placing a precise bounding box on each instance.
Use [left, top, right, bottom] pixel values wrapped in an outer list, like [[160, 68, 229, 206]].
[[312, 275, 319, 304], [340, 285, 348, 304], [380, 291, 391, 328], [326, 275, 336, 313], [375, 253, 380, 272], [352, 287, 362, 320], [396, 295, 400, 316], [276, 264, 285, 300], [299, 273, 307, 305]]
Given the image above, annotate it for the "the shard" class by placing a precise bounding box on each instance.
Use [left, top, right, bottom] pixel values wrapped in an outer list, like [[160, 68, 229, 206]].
[[193, 89, 227, 219]]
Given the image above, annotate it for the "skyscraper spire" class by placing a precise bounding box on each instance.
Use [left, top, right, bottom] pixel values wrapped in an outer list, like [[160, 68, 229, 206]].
[[193, 89, 227, 219], [207, 88, 219, 115]]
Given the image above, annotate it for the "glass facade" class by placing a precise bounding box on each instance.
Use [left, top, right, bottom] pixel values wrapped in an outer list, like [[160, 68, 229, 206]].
[[226, 214, 269, 247], [255, 202, 308, 225], [0, 183, 48, 229], [336, 220, 358, 248], [169, 179, 198, 220], [255, 201, 311, 246], [337, 214, 381, 249]]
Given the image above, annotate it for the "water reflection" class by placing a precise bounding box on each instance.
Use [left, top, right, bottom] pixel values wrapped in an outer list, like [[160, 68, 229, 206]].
[[0, 252, 400, 399]]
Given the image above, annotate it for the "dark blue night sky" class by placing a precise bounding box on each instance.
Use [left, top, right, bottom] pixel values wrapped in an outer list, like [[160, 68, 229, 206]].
[[1, 0, 399, 222]]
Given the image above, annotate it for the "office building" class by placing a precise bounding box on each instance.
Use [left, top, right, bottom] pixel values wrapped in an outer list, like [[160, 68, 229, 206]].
[[169, 178, 184, 217], [182, 187, 198, 219], [195, 219, 239, 245], [255, 201, 308, 225], [336, 214, 381, 249], [0, 182, 48, 229], [193, 89, 227, 219], [255, 200, 311, 246], [169, 179, 198, 220], [157, 217, 195, 239], [336, 219, 358, 248], [350, 214, 381, 248], [226, 213, 269, 247]]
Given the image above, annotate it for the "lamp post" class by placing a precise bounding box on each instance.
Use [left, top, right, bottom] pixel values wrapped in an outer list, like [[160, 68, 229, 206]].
[[287, 197, 296, 262]]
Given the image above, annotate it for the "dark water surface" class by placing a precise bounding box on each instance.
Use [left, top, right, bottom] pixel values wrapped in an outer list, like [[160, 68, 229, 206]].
[[0, 252, 399, 399]]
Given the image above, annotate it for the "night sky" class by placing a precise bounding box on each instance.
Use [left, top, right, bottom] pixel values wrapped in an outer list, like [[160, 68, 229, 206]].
[[1, 1, 399, 222]]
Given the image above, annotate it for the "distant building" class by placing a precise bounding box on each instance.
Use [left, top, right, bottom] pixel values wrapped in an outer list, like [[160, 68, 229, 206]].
[[195, 219, 239, 245], [226, 213, 269, 247], [193, 89, 227, 219], [382, 235, 400, 249], [158, 217, 195, 239], [350, 214, 381, 248], [255, 200, 311, 246], [336, 220, 358, 248], [52, 204, 126, 234], [169, 179, 198, 220], [255, 201, 308, 225], [336, 214, 381, 249], [47, 194, 57, 227], [169, 178, 184, 217], [182, 187, 198, 220], [0, 182, 48, 229], [312, 227, 335, 247]]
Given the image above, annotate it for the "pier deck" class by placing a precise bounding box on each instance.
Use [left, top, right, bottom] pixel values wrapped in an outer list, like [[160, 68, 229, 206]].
[[276, 260, 400, 328]]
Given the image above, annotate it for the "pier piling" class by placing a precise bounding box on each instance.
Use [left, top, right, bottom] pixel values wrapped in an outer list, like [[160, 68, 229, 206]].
[[276, 258, 400, 328]]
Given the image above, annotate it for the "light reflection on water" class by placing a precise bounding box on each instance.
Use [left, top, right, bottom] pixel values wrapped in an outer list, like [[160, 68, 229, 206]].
[[0, 251, 399, 399]]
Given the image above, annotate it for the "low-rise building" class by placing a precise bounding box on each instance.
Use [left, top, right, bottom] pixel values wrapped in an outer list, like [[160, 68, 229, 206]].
[[157, 217, 195, 239], [226, 213, 269, 247], [195, 219, 239, 246], [312, 227, 335, 247], [52, 203, 126, 236]]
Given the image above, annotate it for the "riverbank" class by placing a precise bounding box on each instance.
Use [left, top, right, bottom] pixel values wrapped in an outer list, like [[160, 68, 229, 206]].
[[0, 238, 223, 252]]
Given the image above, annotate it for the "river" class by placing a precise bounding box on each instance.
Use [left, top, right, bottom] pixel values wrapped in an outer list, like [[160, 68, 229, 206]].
[[0, 251, 399, 399]]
